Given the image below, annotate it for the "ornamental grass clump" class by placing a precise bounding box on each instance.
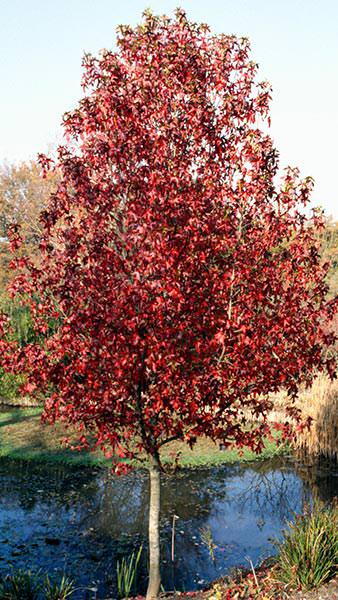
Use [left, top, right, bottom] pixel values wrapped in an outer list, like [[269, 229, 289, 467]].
[[275, 501, 338, 591], [0, 570, 76, 600], [0, 570, 39, 600], [294, 375, 338, 461], [44, 574, 75, 600]]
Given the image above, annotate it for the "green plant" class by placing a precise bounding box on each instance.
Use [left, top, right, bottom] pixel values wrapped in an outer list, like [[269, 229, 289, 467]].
[[0, 294, 34, 346], [44, 574, 75, 600], [200, 526, 217, 562], [116, 545, 143, 598], [0, 570, 40, 600], [275, 501, 338, 590], [0, 368, 25, 400]]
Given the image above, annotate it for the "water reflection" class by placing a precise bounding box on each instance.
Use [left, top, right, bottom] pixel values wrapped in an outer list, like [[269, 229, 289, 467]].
[[0, 457, 336, 598]]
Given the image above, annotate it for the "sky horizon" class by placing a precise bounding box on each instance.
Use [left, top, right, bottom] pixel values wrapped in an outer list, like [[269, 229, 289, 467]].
[[1, 0, 337, 218]]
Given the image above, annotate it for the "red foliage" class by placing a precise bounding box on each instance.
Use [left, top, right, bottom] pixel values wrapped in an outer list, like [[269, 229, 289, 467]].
[[1, 9, 336, 467]]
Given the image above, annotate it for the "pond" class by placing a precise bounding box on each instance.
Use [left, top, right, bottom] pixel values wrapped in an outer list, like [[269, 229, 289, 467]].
[[0, 457, 336, 598]]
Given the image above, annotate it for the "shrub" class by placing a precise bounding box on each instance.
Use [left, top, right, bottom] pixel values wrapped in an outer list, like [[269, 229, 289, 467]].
[[0, 368, 25, 400]]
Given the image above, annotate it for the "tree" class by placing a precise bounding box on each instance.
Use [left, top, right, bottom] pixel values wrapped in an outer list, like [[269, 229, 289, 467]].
[[0, 160, 57, 287], [0, 10, 336, 598], [320, 218, 338, 298]]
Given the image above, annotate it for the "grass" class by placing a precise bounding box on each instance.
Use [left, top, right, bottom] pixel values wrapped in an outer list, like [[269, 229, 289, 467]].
[[0, 407, 287, 469], [0, 570, 76, 600], [0, 408, 109, 467], [252, 375, 338, 461], [274, 500, 338, 591], [1, 374, 336, 464], [3, 372, 336, 467], [192, 502, 338, 598], [160, 435, 287, 467], [294, 375, 338, 461], [116, 545, 143, 599], [0, 570, 39, 600]]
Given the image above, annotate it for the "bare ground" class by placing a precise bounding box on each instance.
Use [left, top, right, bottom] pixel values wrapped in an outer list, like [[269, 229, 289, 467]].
[[287, 576, 338, 600]]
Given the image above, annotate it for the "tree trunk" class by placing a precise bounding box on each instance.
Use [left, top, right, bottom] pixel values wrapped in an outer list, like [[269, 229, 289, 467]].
[[146, 454, 161, 599]]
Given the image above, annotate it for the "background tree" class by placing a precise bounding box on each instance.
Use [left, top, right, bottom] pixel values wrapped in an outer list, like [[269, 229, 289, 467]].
[[0, 160, 57, 398], [0, 10, 336, 599], [0, 160, 57, 287], [320, 218, 338, 298]]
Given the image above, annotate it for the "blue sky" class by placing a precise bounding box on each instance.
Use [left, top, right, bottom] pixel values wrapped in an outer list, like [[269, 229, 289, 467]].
[[1, 0, 337, 217]]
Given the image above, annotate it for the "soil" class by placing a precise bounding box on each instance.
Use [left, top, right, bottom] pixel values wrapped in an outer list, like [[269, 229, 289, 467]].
[[155, 575, 338, 599], [287, 576, 338, 599]]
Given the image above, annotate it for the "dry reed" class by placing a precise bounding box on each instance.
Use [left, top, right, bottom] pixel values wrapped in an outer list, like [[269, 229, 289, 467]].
[[293, 375, 338, 460], [246, 375, 337, 460]]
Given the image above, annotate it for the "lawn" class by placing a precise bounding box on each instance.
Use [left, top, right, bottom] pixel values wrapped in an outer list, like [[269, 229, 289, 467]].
[[0, 407, 288, 468]]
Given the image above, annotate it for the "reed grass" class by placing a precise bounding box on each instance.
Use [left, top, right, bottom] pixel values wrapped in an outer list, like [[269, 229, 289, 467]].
[[44, 574, 75, 600], [262, 375, 338, 461], [116, 545, 143, 598], [294, 375, 338, 460], [0, 570, 40, 600], [0, 570, 76, 600]]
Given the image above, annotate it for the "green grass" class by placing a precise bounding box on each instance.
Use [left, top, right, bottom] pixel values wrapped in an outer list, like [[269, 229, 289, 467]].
[[0, 570, 76, 600], [275, 501, 338, 590], [0, 407, 288, 469], [0, 407, 110, 467], [160, 435, 288, 468], [0, 569, 40, 600]]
